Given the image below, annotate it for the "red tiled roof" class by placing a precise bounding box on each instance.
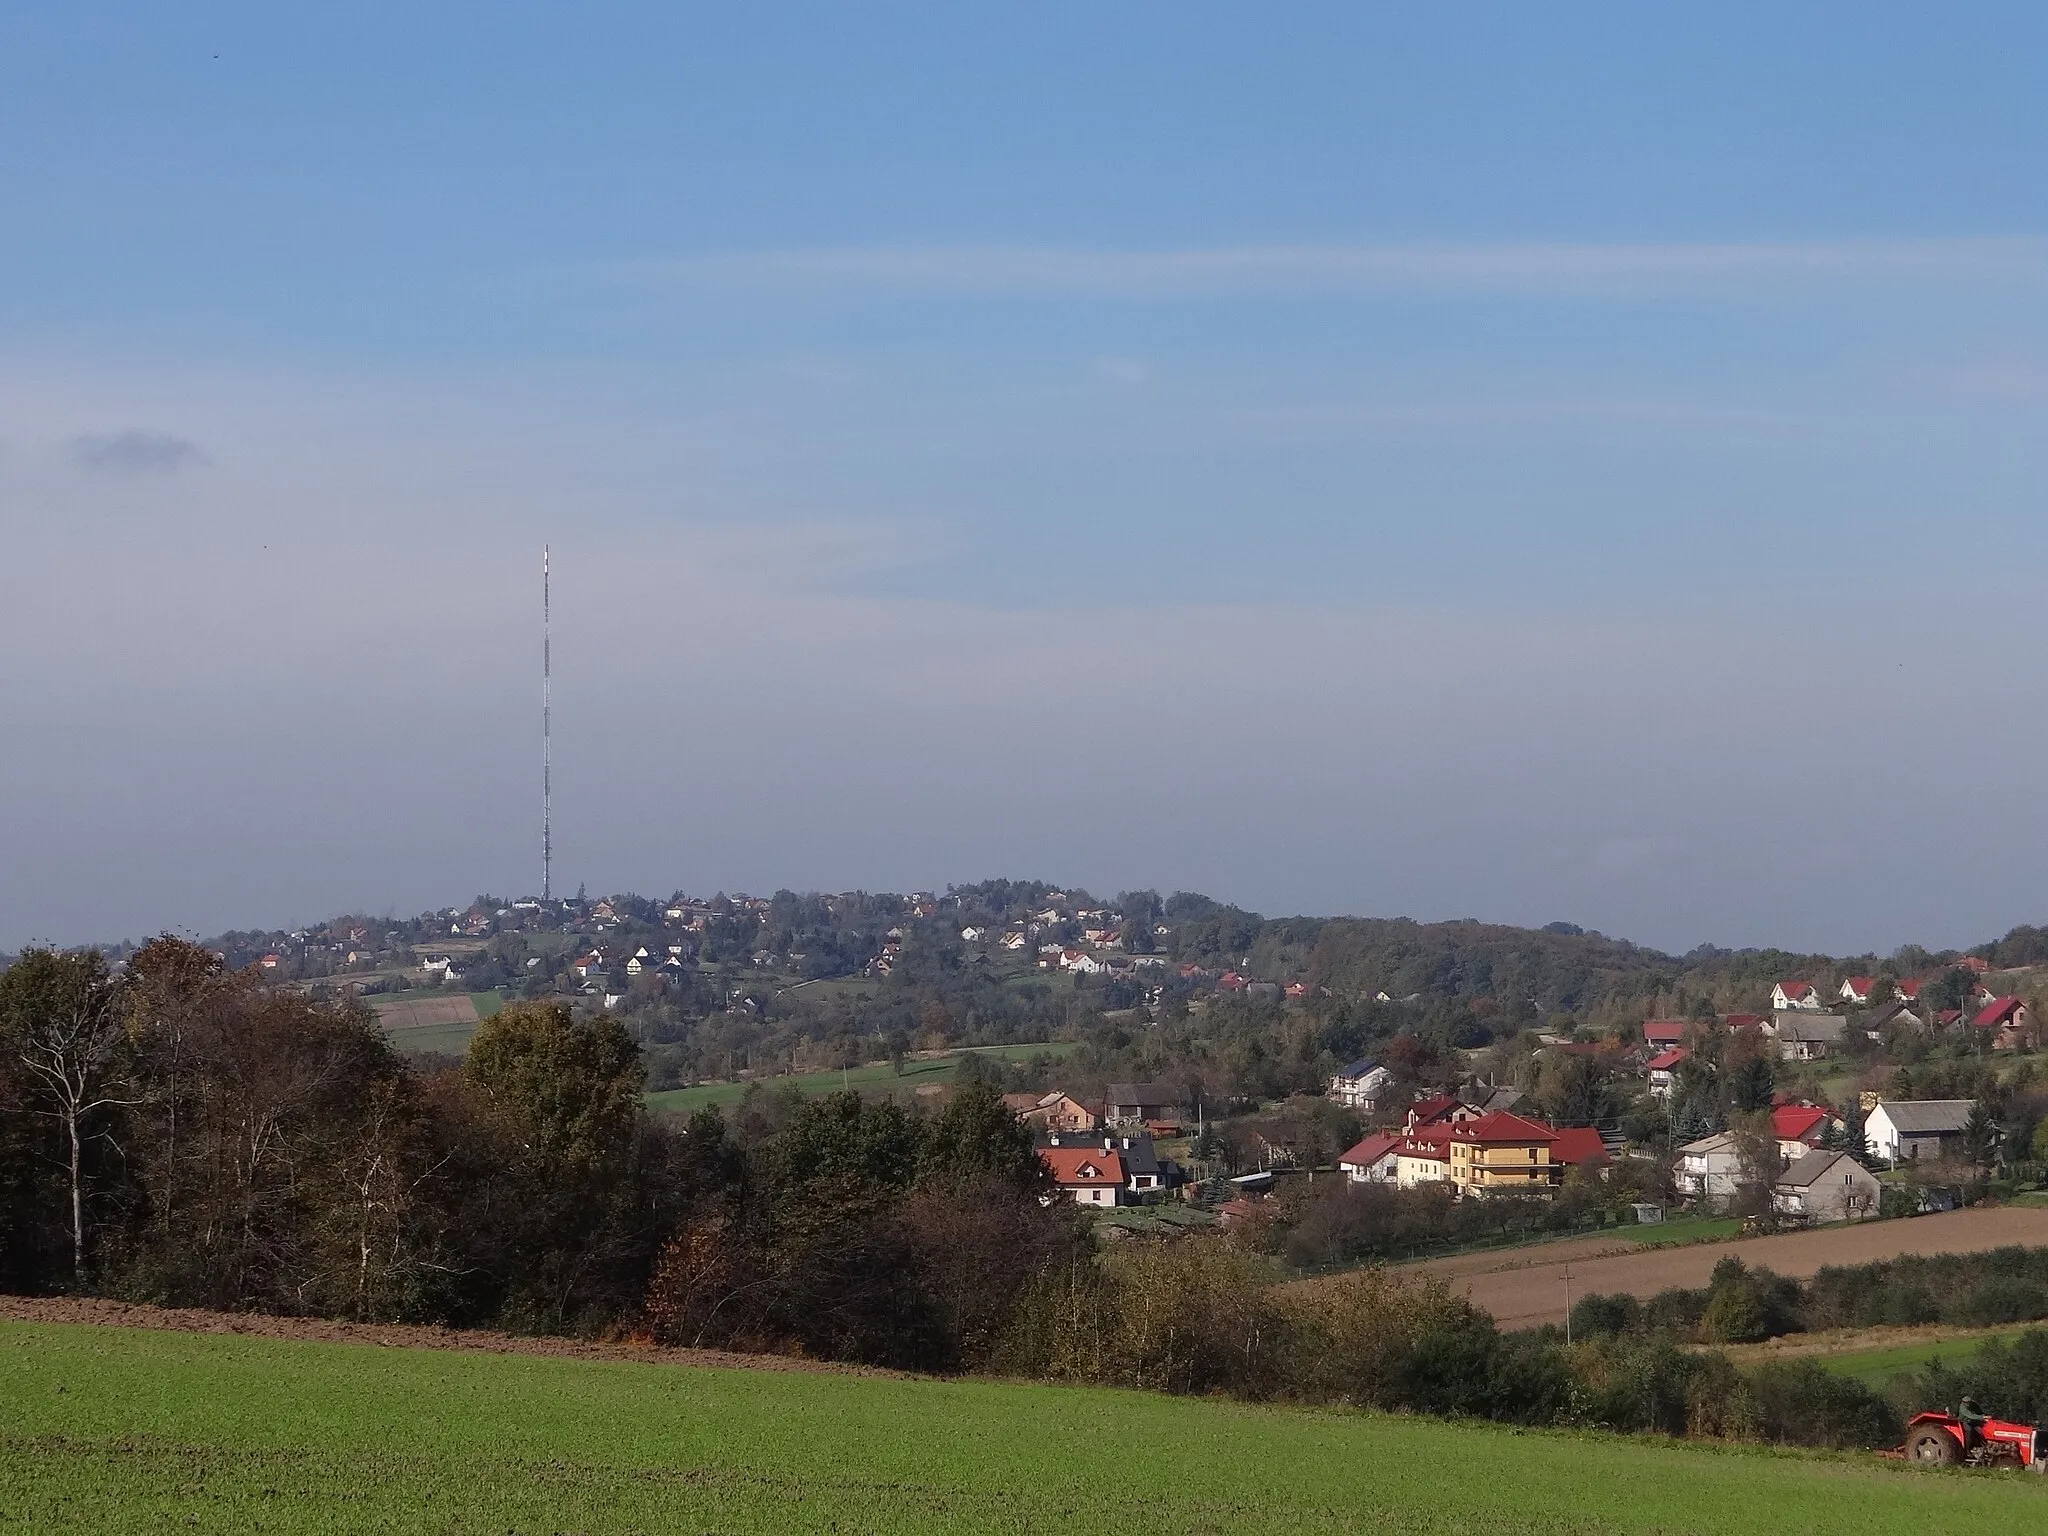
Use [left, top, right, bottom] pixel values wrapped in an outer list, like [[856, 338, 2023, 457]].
[[1776, 981, 1813, 999], [1842, 975, 1874, 993], [1973, 996, 2024, 1029], [1407, 1094, 1461, 1125], [1039, 1148, 1125, 1187], [1723, 1012, 1765, 1029], [1642, 1020, 1688, 1044], [1549, 1127, 1609, 1166], [1771, 1105, 1829, 1143], [1895, 979, 1922, 1000], [1645, 1047, 1689, 1071], [1448, 1110, 1559, 1145], [1338, 1132, 1402, 1169]]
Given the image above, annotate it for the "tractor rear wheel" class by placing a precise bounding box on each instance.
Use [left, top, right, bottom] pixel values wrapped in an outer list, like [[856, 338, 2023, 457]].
[[1907, 1427, 1961, 1466]]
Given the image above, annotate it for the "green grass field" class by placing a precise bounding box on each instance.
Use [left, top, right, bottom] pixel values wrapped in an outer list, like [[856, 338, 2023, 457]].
[[3, 1319, 2042, 1534], [1808, 1326, 2041, 1387], [1622, 1214, 1745, 1246], [645, 1042, 1073, 1116], [373, 990, 503, 1056]]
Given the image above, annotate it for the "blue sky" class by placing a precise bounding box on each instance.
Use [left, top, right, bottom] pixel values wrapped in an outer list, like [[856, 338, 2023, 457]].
[[3, 5, 2046, 952]]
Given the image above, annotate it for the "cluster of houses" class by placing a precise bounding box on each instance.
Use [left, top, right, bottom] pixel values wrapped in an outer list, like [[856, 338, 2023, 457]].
[[1769, 974, 2037, 1052], [1329, 1083, 1612, 1201], [1008, 1083, 1189, 1206], [1674, 1097, 1977, 1223]]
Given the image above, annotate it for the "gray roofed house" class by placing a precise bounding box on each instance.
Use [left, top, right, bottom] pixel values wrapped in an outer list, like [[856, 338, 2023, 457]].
[[1858, 999, 1919, 1039], [1105, 1082, 1179, 1124], [1772, 1150, 1881, 1223], [1328, 1058, 1393, 1110], [1866, 1099, 1976, 1163], [1459, 1084, 1526, 1115], [1674, 1132, 1746, 1209], [1767, 1011, 1850, 1061]]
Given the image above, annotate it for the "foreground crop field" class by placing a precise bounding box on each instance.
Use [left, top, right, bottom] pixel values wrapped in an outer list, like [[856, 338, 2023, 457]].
[[1394, 1207, 2048, 1329], [3, 1317, 2043, 1534]]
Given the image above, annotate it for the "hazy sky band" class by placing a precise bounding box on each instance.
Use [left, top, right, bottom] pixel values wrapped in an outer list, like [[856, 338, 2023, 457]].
[[3, 6, 2047, 953], [620, 238, 2048, 295]]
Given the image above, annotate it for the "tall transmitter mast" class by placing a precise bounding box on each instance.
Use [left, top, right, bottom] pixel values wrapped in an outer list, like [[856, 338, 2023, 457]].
[[542, 545, 552, 902]]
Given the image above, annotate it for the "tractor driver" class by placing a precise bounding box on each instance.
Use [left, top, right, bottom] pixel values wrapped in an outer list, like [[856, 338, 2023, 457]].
[[1960, 1395, 1988, 1453]]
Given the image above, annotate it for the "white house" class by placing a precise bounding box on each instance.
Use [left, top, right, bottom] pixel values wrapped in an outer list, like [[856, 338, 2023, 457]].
[[1866, 1100, 1975, 1163], [1772, 1150, 1881, 1224], [1337, 1132, 1402, 1184], [1772, 981, 1822, 1011], [1394, 1136, 1451, 1189], [1675, 1132, 1748, 1210], [1328, 1059, 1394, 1111], [1644, 1047, 1688, 1100], [1838, 976, 1879, 1006]]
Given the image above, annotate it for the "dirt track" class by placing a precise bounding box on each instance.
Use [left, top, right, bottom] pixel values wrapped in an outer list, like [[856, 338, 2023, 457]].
[[0, 1294, 895, 1376], [1394, 1206, 2048, 1330]]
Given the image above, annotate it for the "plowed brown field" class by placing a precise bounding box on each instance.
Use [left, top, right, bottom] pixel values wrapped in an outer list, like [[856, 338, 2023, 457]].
[[1348, 1206, 2048, 1329]]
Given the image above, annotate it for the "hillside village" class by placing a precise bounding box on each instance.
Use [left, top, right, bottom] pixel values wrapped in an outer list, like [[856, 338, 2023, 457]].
[[48, 881, 2048, 1268]]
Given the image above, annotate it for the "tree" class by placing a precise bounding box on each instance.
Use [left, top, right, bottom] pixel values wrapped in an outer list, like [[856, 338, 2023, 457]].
[[919, 1082, 1046, 1193], [461, 1002, 651, 1328], [1727, 1052, 1776, 1114], [0, 951, 127, 1284], [1963, 1102, 2000, 1169]]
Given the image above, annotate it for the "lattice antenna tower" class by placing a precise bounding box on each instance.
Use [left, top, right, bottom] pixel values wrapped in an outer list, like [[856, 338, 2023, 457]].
[[542, 545, 552, 903]]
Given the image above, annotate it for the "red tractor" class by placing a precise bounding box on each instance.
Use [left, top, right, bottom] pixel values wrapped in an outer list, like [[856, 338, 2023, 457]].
[[1901, 1409, 2045, 1470]]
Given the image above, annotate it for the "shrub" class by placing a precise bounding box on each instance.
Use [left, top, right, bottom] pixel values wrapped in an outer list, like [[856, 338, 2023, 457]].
[[1743, 1360, 1899, 1449]]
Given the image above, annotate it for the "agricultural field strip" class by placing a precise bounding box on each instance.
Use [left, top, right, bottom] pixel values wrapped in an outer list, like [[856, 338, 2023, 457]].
[[1384, 1208, 2048, 1330], [646, 1042, 1073, 1114], [1717, 1324, 2047, 1385], [2, 1315, 2041, 1535]]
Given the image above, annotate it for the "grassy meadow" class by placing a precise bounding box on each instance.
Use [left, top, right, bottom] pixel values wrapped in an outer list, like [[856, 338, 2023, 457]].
[[645, 1041, 1073, 1116], [4, 1319, 2044, 1535], [1721, 1324, 2044, 1388]]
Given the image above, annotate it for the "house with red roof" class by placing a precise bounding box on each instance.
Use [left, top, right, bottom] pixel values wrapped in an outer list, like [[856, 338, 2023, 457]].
[[1040, 1146, 1127, 1206], [1772, 981, 1820, 1011], [1895, 978, 1923, 1004], [1722, 1012, 1766, 1030], [1447, 1111, 1559, 1198], [1770, 1104, 1832, 1160], [1838, 976, 1878, 1006], [1972, 996, 2036, 1051], [1641, 1020, 1688, 1048], [1394, 1134, 1452, 1189], [1337, 1131, 1403, 1185], [1549, 1126, 1610, 1178], [1403, 1094, 1472, 1131], [1644, 1047, 1688, 1099]]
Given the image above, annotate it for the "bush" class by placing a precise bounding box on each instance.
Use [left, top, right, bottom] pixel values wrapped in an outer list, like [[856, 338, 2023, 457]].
[[1565, 1335, 1699, 1434], [1743, 1360, 1899, 1449]]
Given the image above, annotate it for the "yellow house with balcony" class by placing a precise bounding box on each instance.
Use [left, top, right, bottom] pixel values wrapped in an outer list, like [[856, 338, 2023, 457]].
[[1447, 1111, 1558, 1197]]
